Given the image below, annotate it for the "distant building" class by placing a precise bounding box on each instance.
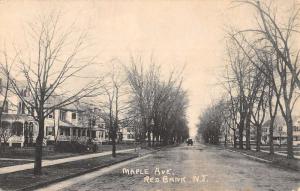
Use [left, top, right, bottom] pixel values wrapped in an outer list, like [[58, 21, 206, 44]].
[[262, 116, 300, 146], [0, 76, 110, 147], [0, 79, 39, 147], [44, 103, 109, 145], [119, 126, 135, 142]]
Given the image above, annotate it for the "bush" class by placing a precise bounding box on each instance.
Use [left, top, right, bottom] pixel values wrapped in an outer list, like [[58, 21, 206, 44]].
[[54, 141, 89, 153]]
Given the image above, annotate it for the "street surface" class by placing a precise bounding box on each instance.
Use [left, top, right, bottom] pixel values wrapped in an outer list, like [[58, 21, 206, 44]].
[[45, 143, 300, 191]]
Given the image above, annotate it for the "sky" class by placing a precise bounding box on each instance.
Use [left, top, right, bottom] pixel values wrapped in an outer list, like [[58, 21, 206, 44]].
[[0, 0, 297, 137]]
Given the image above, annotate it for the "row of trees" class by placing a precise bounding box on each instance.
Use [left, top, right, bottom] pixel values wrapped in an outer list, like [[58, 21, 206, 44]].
[[197, 102, 225, 145], [126, 58, 189, 147], [0, 13, 189, 175], [198, 0, 300, 159]]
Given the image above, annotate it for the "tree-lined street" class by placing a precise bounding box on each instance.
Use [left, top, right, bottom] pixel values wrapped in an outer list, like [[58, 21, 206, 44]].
[[0, 1, 299, 190], [40, 143, 300, 191]]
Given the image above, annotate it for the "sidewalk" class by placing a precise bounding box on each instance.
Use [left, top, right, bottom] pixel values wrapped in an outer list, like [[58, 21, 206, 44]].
[[35, 154, 153, 191], [0, 148, 136, 175]]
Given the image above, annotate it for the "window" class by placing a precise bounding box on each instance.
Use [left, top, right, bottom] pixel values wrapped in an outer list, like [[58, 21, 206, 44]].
[[12, 122, 23, 136], [46, 126, 54, 136], [60, 111, 66, 121], [60, 129, 64, 135], [72, 112, 76, 119], [82, 130, 86, 136], [89, 119, 96, 127], [262, 128, 267, 132], [48, 113, 53, 118], [78, 129, 81, 137], [73, 129, 77, 136], [29, 122, 34, 137], [1, 121, 10, 132], [293, 126, 300, 131], [92, 131, 96, 138], [127, 134, 134, 139], [293, 136, 300, 141], [65, 128, 70, 136]]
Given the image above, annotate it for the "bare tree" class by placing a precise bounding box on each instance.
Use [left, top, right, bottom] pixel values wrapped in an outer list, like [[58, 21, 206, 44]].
[[250, 77, 268, 151], [257, 50, 281, 154], [2, 13, 103, 175], [223, 70, 239, 148], [225, 41, 253, 149], [100, 59, 128, 157], [126, 56, 160, 146], [233, 0, 300, 158]]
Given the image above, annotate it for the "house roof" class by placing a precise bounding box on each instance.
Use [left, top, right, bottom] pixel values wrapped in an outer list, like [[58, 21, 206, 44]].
[[1, 113, 35, 122], [262, 115, 300, 127]]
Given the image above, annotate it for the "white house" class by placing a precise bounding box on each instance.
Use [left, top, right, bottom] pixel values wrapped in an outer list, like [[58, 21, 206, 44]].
[[262, 116, 300, 146]]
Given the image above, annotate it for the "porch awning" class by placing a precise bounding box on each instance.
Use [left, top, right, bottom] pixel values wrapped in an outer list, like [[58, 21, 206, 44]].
[[58, 121, 85, 129]]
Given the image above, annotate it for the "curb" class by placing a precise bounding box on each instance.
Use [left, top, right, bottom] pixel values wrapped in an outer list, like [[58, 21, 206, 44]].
[[224, 148, 299, 172], [226, 148, 272, 163], [18, 149, 161, 191]]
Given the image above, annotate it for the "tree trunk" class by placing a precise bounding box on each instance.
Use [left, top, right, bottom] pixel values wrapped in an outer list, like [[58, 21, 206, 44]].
[[233, 129, 237, 148], [224, 131, 227, 147], [256, 124, 261, 152], [286, 113, 294, 159], [238, 122, 244, 149], [152, 128, 156, 146], [245, 112, 251, 150], [112, 129, 116, 157], [147, 130, 151, 147], [279, 133, 282, 148], [34, 118, 44, 175], [269, 117, 274, 154]]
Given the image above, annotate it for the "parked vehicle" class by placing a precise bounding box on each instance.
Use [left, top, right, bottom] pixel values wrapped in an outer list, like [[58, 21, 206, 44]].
[[187, 138, 193, 146]]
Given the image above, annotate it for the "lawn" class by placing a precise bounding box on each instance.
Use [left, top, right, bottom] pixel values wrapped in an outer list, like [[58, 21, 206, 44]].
[[0, 160, 32, 168], [0, 143, 139, 169], [260, 145, 300, 152], [0, 152, 138, 191], [0, 143, 138, 160], [259, 145, 300, 156]]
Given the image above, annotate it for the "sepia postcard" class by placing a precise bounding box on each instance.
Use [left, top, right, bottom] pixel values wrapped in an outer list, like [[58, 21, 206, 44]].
[[0, 0, 299, 190]]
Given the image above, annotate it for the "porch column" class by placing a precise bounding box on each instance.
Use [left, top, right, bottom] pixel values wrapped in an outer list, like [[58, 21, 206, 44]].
[[70, 127, 73, 137]]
